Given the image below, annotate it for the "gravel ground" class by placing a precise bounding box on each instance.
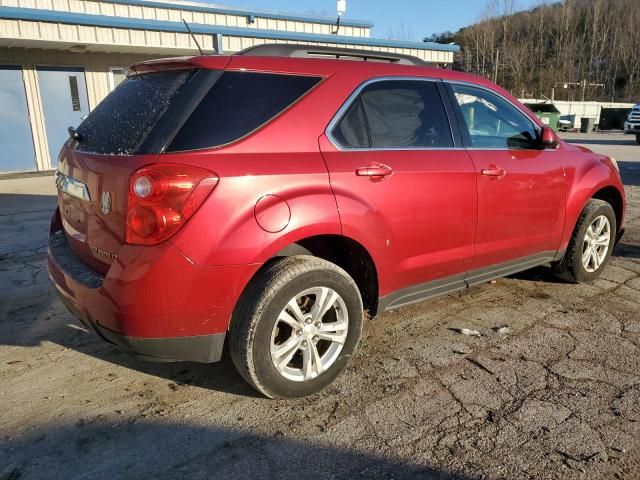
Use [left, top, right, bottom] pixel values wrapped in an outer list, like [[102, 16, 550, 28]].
[[1, 131, 639, 480]]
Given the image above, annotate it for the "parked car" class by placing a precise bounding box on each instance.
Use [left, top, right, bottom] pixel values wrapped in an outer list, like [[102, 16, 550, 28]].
[[48, 45, 626, 398], [623, 103, 640, 143]]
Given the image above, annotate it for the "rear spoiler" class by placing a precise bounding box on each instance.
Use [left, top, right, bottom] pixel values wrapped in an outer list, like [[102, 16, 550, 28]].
[[127, 56, 231, 76]]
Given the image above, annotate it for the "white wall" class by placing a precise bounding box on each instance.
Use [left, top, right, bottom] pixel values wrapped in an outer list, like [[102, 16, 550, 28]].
[[520, 99, 635, 128]]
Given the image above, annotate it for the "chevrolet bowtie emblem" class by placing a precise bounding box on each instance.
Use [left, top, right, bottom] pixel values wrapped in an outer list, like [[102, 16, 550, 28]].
[[101, 191, 112, 215]]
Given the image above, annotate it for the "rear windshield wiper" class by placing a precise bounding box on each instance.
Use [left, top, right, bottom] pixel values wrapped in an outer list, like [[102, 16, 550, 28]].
[[68, 126, 83, 142]]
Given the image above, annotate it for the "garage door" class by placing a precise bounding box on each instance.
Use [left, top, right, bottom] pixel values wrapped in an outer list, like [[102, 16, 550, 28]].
[[0, 66, 36, 173]]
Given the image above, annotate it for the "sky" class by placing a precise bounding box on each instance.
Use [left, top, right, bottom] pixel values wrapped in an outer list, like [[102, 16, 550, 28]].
[[192, 0, 542, 40]]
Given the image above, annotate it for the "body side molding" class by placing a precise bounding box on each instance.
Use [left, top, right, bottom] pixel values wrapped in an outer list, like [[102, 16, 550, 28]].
[[379, 251, 560, 312]]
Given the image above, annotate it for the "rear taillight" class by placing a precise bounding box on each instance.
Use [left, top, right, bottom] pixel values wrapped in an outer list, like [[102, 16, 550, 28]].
[[126, 165, 218, 245]]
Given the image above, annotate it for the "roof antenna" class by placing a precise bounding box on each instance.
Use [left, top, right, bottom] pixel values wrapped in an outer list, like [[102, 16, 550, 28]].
[[182, 18, 204, 55], [333, 0, 346, 35]]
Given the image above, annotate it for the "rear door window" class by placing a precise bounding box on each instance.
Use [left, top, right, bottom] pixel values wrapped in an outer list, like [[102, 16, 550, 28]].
[[167, 72, 321, 152], [332, 97, 370, 148], [75, 69, 196, 155], [331, 80, 453, 149]]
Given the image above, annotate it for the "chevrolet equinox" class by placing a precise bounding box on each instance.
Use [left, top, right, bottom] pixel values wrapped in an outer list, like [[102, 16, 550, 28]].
[[48, 45, 626, 398]]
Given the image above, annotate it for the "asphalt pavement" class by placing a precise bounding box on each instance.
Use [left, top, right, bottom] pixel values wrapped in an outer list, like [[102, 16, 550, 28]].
[[1, 131, 639, 479]]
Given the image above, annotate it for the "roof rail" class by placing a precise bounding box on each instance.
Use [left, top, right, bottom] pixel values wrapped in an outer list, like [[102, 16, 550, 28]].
[[236, 44, 427, 66]]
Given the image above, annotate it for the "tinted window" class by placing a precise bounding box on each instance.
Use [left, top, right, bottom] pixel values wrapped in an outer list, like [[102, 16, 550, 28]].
[[451, 84, 539, 149], [167, 72, 321, 151], [332, 80, 453, 149], [354, 80, 452, 148], [332, 97, 370, 148], [75, 70, 196, 155]]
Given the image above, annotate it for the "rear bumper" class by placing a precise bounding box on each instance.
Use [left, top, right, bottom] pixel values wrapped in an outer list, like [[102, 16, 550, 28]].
[[57, 291, 225, 362], [46, 209, 258, 363]]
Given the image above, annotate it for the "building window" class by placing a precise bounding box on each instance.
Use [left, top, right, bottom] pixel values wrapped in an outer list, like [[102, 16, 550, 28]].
[[108, 67, 126, 91]]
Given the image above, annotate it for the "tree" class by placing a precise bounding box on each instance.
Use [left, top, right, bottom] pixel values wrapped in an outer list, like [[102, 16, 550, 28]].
[[437, 0, 640, 101]]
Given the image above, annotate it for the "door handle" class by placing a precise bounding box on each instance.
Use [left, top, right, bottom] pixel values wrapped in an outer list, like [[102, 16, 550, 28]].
[[481, 167, 506, 178], [355, 165, 393, 178]]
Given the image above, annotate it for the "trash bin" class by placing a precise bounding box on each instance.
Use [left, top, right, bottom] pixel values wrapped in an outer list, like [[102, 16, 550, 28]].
[[599, 108, 632, 130], [580, 117, 596, 133], [524, 103, 561, 131]]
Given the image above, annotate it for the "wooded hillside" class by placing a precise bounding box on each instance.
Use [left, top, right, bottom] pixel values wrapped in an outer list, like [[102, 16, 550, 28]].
[[429, 0, 640, 102]]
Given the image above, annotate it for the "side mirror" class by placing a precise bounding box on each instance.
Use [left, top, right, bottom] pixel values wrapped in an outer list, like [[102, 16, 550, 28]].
[[540, 126, 559, 149]]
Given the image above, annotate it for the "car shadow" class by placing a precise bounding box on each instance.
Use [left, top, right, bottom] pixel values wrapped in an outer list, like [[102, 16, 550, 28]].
[[0, 421, 471, 479], [613, 242, 640, 259], [1, 290, 262, 397], [0, 191, 57, 216], [0, 193, 57, 259], [507, 265, 566, 283], [509, 242, 639, 284]]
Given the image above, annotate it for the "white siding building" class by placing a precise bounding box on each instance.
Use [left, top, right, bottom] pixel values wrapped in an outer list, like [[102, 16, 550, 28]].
[[0, 0, 459, 172]]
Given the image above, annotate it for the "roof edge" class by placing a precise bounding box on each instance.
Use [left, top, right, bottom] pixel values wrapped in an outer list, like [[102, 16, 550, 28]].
[[0, 7, 460, 52], [108, 0, 375, 28]]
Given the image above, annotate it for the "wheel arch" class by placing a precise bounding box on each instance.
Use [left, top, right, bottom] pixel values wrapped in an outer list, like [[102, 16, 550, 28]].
[[591, 185, 624, 234], [259, 234, 380, 317], [562, 175, 626, 252]]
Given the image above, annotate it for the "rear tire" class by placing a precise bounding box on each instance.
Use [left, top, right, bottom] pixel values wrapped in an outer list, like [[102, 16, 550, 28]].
[[229, 256, 363, 399], [553, 199, 616, 283], [635, 134, 640, 145]]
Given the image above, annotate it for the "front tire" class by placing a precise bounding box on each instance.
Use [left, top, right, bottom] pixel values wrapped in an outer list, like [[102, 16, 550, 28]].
[[636, 134, 640, 145], [229, 256, 363, 399], [553, 199, 616, 283]]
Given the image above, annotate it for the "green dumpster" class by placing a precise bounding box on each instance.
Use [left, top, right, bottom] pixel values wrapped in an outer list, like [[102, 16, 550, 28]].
[[524, 102, 561, 131]]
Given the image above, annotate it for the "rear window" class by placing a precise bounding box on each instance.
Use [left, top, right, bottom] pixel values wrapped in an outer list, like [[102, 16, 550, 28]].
[[75, 70, 196, 155], [167, 71, 321, 152]]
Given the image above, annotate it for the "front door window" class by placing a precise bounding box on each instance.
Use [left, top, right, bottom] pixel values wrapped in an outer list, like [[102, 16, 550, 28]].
[[451, 83, 539, 150]]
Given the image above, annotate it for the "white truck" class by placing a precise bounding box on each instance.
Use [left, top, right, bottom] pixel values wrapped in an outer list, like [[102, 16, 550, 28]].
[[624, 103, 640, 143]]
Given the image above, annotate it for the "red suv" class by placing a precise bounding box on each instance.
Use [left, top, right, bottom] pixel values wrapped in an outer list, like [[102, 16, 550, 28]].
[[48, 45, 625, 398]]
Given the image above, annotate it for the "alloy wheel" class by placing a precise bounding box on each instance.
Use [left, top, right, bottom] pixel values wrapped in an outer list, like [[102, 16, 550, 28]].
[[581, 215, 611, 273], [270, 287, 349, 382]]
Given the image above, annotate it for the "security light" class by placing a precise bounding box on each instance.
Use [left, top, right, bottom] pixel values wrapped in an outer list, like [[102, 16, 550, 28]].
[[333, 0, 347, 34]]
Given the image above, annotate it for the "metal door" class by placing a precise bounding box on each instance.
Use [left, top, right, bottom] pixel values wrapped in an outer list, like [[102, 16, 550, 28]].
[[37, 66, 89, 167], [0, 66, 36, 172]]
